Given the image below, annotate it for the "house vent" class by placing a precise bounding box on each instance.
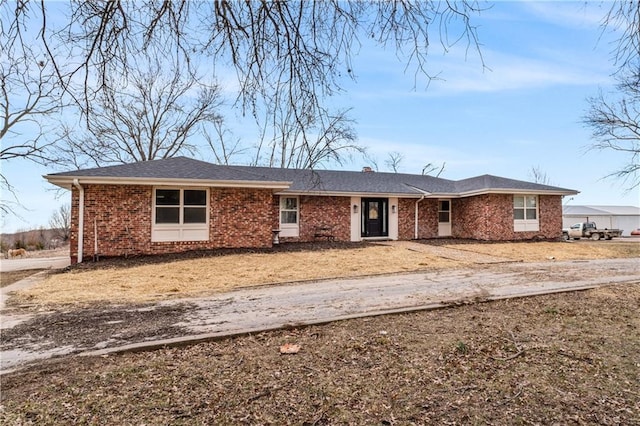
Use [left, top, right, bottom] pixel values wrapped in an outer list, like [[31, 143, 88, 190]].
[[362, 166, 374, 173]]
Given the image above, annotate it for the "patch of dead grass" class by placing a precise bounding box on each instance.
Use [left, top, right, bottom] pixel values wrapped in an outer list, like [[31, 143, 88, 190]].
[[2, 283, 638, 424], [10, 241, 638, 307], [13, 246, 461, 306], [445, 241, 639, 262]]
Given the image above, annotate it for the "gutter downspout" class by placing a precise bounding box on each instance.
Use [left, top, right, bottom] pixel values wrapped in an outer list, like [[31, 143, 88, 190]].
[[415, 195, 425, 239], [73, 179, 84, 263]]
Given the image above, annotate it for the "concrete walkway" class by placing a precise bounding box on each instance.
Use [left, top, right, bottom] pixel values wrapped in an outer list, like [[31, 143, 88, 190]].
[[0, 256, 70, 272], [2, 257, 638, 373], [375, 240, 515, 263], [1, 257, 71, 310]]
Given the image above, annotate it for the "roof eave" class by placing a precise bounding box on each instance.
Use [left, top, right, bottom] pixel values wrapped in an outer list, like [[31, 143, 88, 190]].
[[43, 175, 292, 190], [458, 188, 579, 197], [277, 189, 428, 198]]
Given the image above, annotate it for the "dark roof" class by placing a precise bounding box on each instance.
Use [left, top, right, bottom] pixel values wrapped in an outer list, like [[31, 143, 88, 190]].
[[45, 156, 577, 197], [453, 174, 570, 194], [224, 166, 459, 195], [48, 157, 263, 182]]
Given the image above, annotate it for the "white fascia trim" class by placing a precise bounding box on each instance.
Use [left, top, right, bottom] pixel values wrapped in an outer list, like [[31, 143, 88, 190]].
[[273, 189, 577, 198], [44, 176, 292, 190], [457, 188, 579, 197], [276, 190, 426, 198]]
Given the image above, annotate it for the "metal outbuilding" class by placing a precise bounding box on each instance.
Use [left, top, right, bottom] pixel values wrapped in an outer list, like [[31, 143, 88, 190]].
[[563, 205, 640, 236]]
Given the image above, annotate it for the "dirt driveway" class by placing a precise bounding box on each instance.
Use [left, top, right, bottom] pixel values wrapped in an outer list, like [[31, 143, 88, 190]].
[[2, 255, 638, 373]]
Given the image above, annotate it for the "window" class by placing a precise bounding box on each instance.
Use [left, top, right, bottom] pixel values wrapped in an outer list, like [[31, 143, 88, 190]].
[[153, 188, 208, 242], [438, 200, 450, 223], [183, 190, 207, 223], [280, 197, 298, 224], [279, 196, 299, 237], [513, 195, 539, 232]]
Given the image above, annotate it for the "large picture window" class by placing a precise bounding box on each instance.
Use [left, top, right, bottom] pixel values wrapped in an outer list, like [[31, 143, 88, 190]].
[[513, 195, 539, 232], [153, 188, 208, 242], [279, 196, 299, 237]]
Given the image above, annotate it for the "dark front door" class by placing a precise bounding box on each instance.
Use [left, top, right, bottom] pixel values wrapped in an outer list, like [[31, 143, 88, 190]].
[[362, 198, 388, 237]]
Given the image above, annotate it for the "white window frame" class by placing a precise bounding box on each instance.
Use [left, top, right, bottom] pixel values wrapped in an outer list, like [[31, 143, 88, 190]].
[[513, 195, 539, 232], [152, 187, 209, 242], [279, 196, 299, 237]]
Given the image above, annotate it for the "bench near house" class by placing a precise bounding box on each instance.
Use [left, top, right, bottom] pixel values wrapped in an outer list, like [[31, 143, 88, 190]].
[[44, 157, 578, 264]]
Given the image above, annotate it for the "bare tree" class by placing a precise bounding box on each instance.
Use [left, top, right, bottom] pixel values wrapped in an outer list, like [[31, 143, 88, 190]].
[[583, 1, 640, 189], [422, 162, 446, 177], [385, 152, 404, 173], [49, 204, 71, 242], [253, 103, 360, 169], [55, 54, 224, 168], [1, 2, 64, 213], [528, 166, 552, 185], [8, 1, 485, 169], [204, 119, 247, 166], [602, 1, 640, 73], [584, 73, 640, 189]]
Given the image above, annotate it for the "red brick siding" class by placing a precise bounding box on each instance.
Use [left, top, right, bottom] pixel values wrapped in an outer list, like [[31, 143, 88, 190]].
[[70, 185, 152, 262], [452, 194, 563, 240], [68, 186, 564, 263], [397, 198, 445, 239], [277, 195, 351, 242], [70, 185, 274, 263], [397, 199, 414, 239], [538, 195, 564, 239], [452, 194, 498, 240], [418, 199, 439, 239], [208, 188, 274, 248]]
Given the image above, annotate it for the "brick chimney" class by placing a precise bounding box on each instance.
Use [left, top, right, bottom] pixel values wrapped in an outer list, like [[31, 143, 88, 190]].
[[362, 166, 374, 173]]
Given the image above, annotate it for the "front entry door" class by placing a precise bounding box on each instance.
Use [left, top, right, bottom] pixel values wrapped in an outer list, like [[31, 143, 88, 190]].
[[362, 198, 388, 237], [438, 199, 452, 237]]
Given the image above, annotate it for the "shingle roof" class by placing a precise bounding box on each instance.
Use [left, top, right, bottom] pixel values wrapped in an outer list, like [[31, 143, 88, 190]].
[[454, 174, 571, 194], [47, 157, 264, 181], [45, 156, 577, 197]]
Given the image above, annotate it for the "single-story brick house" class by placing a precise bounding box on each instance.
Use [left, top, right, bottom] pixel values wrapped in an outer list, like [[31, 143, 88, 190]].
[[44, 156, 578, 263]]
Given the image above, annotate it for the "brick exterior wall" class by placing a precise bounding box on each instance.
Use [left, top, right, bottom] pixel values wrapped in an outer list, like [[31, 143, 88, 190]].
[[397, 199, 415, 240], [276, 195, 351, 242], [68, 184, 564, 263], [451, 194, 563, 240], [70, 185, 274, 263], [397, 198, 439, 239]]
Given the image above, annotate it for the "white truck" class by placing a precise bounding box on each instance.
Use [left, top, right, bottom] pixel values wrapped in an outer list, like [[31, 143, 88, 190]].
[[563, 222, 623, 241]]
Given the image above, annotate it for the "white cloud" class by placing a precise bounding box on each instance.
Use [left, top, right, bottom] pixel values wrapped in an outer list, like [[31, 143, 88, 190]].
[[518, 2, 606, 29], [350, 43, 612, 101], [435, 50, 611, 93]]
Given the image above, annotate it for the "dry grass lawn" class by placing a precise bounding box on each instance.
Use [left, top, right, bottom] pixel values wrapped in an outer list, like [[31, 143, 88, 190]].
[[445, 240, 639, 262], [2, 283, 639, 424], [11, 241, 639, 307]]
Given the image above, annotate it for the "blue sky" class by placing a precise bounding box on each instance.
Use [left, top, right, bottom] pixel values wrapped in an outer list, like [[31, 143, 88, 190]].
[[2, 1, 639, 233]]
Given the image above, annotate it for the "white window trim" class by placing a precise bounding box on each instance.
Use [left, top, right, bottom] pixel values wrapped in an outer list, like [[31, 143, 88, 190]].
[[152, 187, 209, 242], [514, 195, 539, 232], [279, 196, 299, 237]]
